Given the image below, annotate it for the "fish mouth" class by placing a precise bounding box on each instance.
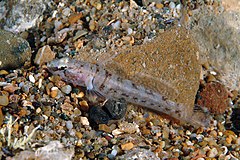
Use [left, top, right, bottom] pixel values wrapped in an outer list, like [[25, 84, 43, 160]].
[[47, 57, 70, 70]]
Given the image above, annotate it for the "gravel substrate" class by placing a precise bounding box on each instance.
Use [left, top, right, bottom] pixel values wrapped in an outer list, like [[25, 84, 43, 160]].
[[0, 0, 239, 159]]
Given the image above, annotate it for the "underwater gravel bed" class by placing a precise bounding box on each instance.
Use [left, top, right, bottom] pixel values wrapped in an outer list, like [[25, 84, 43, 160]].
[[0, 0, 239, 159]]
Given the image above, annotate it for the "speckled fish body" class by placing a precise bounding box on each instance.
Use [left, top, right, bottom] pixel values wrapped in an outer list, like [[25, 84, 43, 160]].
[[47, 58, 211, 127]]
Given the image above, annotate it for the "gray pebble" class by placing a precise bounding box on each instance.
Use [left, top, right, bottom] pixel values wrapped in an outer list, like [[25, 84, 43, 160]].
[[61, 85, 72, 94], [66, 120, 73, 130]]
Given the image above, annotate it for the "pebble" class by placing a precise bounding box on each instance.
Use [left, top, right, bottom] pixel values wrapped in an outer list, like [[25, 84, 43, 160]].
[[99, 124, 111, 133], [28, 74, 36, 83], [169, 2, 176, 9], [162, 127, 170, 139], [236, 137, 240, 145], [50, 87, 59, 98], [0, 91, 9, 106], [111, 149, 118, 156], [3, 85, 19, 93], [61, 85, 72, 94], [79, 100, 89, 111], [76, 132, 83, 139], [121, 142, 134, 151], [196, 82, 229, 114], [118, 122, 139, 134], [0, 70, 9, 75], [156, 3, 164, 9], [89, 106, 110, 125], [36, 107, 41, 114], [34, 45, 56, 65], [207, 147, 218, 158], [103, 98, 127, 120], [69, 13, 83, 25], [0, 29, 31, 69], [66, 121, 73, 130], [80, 117, 90, 126]]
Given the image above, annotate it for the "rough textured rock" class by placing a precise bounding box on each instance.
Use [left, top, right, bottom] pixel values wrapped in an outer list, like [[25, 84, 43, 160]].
[[0, 0, 47, 33], [0, 29, 31, 70], [191, 2, 240, 91], [196, 82, 229, 114]]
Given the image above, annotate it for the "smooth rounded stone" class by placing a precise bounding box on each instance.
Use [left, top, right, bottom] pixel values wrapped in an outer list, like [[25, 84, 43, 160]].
[[169, 2, 176, 9], [61, 85, 72, 94], [28, 74, 36, 83], [66, 121, 73, 130], [89, 106, 110, 125], [111, 149, 118, 156], [21, 82, 32, 94], [0, 29, 31, 70], [230, 108, 240, 133], [103, 98, 127, 120], [0, 91, 9, 106], [34, 45, 56, 66], [121, 142, 134, 151]]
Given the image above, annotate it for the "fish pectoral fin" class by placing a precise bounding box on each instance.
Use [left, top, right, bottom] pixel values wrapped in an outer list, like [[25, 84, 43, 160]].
[[86, 89, 106, 103]]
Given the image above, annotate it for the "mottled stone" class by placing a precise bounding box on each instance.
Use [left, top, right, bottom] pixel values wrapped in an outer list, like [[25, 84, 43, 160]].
[[1, 0, 47, 32], [196, 82, 229, 114], [0, 91, 9, 106], [191, 4, 240, 90], [0, 29, 31, 69], [118, 148, 160, 160], [34, 45, 56, 66]]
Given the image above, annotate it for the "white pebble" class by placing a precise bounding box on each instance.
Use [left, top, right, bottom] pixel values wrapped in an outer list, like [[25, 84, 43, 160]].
[[112, 129, 123, 136], [112, 20, 121, 30], [66, 121, 73, 130], [186, 130, 191, 135], [38, 78, 43, 89], [186, 140, 194, 146], [62, 7, 71, 16], [29, 74, 36, 83], [169, 2, 176, 9], [36, 107, 41, 114], [111, 149, 118, 156], [80, 117, 89, 125], [127, 28, 133, 35], [176, 4, 181, 11]]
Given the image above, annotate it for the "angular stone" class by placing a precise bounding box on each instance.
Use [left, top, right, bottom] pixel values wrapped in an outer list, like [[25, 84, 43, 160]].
[[34, 45, 56, 65], [0, 29, 31, 69]]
